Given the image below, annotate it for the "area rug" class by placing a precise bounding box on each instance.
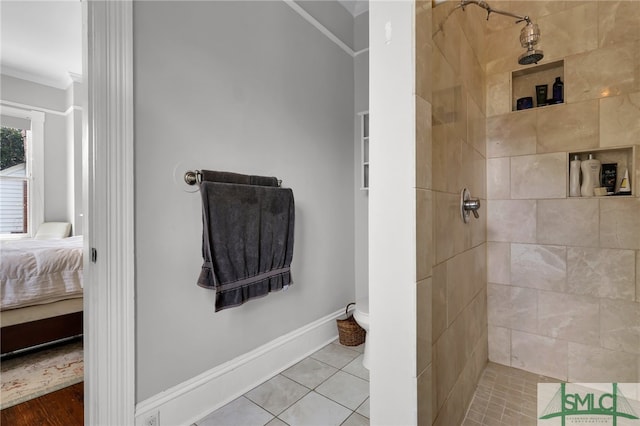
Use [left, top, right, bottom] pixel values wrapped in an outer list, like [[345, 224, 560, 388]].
[[1, 340, 83, 409]]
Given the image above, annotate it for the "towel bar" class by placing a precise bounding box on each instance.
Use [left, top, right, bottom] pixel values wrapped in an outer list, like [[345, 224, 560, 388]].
[[184, 170, 283, 187]]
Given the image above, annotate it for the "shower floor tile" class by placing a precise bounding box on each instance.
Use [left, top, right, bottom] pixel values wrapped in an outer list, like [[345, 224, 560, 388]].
[[462, 362, 561, 426]]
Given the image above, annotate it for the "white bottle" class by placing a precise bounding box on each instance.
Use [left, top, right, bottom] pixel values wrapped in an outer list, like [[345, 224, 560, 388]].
[[569, 155, 581, 197], [580, 153, 601, 197]]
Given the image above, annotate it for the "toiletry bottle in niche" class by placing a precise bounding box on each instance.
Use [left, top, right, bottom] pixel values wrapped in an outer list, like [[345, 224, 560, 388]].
[[536, 84, 548, 107], [569, 155, 581, 197], [553, 77, 564, 103], [580, 153, 601, 197], [619, 168, 631, 193], [601, 163, 617, 195]]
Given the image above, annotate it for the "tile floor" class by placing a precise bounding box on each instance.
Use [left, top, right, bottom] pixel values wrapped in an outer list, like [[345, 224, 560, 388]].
[[195, 340, 369, 426], [195, 342, 558, 426]]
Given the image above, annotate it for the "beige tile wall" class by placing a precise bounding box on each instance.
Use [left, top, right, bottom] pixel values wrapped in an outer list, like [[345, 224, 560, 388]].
[[418, 0, 488, 425], [416, 2, 435, 425], [418, 1, 638, 423], [486, 0, 640, 383]]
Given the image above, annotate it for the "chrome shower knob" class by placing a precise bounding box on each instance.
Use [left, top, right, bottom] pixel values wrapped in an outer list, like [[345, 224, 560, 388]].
[[460, 188, 481, 223]]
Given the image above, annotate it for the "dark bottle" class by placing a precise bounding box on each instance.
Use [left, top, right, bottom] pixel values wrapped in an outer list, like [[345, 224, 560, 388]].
[[552, 77, 564, 103], [536, 84, 548, 107]]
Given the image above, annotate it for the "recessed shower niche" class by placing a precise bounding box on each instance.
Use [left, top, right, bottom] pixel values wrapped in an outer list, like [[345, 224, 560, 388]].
[[567, 145, 636, 197], [512, 60, 564, 111]]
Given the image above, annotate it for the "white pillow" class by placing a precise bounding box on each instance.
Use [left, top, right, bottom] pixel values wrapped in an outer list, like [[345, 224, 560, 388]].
[[35, 222, 72, 239]]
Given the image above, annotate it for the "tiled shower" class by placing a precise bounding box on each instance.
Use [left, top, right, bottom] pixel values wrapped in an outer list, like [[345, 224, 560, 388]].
[[485, 0, 639, 384], [416, 1, 639, 424]]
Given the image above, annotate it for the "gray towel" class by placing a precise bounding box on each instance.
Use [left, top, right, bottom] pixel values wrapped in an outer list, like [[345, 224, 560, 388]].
[[198, 181, 295, 311], [200, 170, 279, 187]]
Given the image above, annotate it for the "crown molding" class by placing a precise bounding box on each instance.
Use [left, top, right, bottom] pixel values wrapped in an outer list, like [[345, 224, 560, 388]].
[[1, 65, 72, 90], [283, 0, 356, 57]]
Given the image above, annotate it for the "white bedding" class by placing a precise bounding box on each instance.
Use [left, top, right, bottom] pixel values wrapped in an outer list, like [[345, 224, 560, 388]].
[[1, 236, 83, 311]]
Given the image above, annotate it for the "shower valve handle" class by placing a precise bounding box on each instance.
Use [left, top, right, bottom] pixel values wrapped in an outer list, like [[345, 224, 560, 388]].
[[464, 199, 481, 218], [460, 188, 481, 223]]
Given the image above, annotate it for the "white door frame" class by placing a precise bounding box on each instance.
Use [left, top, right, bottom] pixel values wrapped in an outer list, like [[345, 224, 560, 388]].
[[83, 1, 135, 424]]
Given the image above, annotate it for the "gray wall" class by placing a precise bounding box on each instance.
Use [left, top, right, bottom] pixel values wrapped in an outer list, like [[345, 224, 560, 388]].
[[1, 74, 66, 112], [43, 113, 67, 222], [133, 1, 356, 401], [354, 10, 369, 52], [0, 74, 76, 229]]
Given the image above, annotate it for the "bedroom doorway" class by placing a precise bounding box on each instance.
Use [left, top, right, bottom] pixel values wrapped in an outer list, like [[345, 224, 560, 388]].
[[0, 0, 86, 418], [0, 0, 84, 415], [0, 0, 100, 424], [2, 1, 135, 423], [1, 0, 137, 423]]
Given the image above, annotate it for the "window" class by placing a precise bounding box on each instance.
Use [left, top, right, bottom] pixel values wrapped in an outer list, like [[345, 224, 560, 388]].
[[1, 127, 28, 234], [0, 106, 44, 238]]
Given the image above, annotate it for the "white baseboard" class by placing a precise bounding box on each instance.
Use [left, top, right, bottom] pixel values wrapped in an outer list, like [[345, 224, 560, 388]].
[[134, 309, 343, 426]]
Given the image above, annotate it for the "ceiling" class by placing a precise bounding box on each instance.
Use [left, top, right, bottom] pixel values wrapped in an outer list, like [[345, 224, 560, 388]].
[[337, 0, 369, 17], [0, 0, 82, 90]]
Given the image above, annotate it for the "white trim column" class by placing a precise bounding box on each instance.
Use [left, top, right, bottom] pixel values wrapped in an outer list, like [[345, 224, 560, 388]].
[[83, 0, 135, 424], [369, 1, 418, 424], [28, 110, 45, 235]]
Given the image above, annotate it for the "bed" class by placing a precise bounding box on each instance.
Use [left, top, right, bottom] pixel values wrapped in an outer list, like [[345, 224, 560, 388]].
[[0, 236, 84, 354]]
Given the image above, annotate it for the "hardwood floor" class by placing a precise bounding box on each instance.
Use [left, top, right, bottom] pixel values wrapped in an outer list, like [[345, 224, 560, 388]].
[[1, 382, 83, 426]]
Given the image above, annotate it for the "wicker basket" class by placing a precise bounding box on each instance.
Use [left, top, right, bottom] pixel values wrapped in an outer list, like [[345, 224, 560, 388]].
[[336, 302, 365, 346]]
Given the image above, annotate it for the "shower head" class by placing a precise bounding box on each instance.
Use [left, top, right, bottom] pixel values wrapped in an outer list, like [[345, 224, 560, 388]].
[[455, 0, 544, 66], [518, 21, 543, 65], [518, 49, 544, 65]]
